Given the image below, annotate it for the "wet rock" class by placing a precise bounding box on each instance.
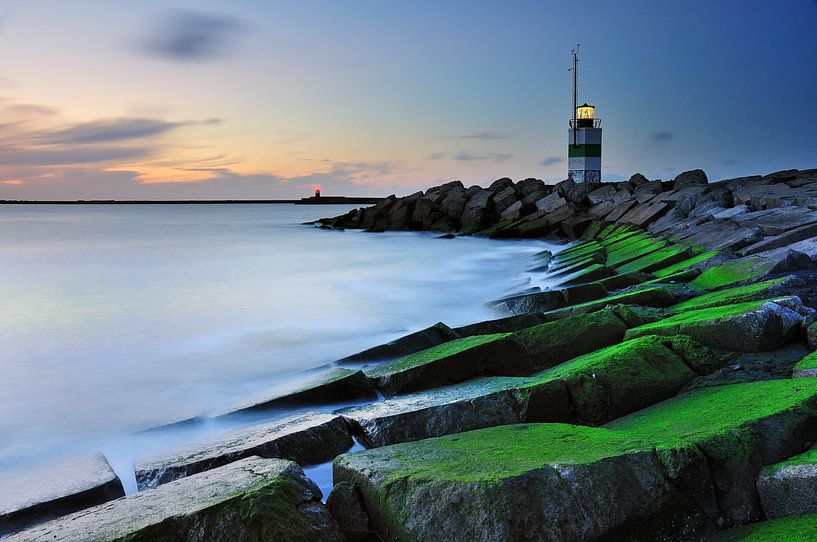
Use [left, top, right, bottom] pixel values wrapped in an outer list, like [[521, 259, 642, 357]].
[[625, 296, 814, 352], [0, 454, 124, 536], [513, 307, 631, 370], [542, 287, 677, 320], [326, 482, 373, 541], [364, 333, 532, 396], [339, 377, 529, 447], [217, 368, 376, 417], [135, 412, 353, 490], [334, 423, 716, 541], [757, 446, 817, 519], [459, 189, 495, 234], [451, 312, 548, 336], [10, 457, 341, 542], [338, 322, 460, 363]]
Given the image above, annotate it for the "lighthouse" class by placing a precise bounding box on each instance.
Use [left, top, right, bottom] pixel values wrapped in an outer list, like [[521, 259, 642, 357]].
[[568, 47, 602, 184]]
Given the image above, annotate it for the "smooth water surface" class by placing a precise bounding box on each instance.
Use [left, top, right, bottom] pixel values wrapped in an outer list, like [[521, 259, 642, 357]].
[[0, 203, 562, 492]]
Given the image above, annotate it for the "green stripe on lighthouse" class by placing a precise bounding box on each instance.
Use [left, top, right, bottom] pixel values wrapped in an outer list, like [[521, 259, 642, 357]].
[[568, 144, 602, 158]]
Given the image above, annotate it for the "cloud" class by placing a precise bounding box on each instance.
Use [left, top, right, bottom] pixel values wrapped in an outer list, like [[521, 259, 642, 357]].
[[651, 131, 675, 143], [427, 152, 446, 160], [42, 118, 191, 145], [447, 131, 514, 141], [138, 9, 246, 61], [540, 156, 564, 166], [0, 145, 152, 166], [453, 151, 513, 163]]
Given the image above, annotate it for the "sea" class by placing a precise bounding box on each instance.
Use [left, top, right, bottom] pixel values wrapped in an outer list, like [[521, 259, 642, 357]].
[[0, 203, 564, 496]]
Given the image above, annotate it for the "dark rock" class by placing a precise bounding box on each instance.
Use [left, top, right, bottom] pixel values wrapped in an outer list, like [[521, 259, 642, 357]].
[[436, 233, 455, 239], [625, 296, 815, 352], [338, 322, 460, 363], [326, 482, 373, 541], [488, 177, 514, 193], [451, 313, 548, 336], [459, 189, 495, 234], [10, 457, 341, 542], [627, 172, 650, 186], [494, 289, 567, 314], [135, 412, 353, 490], [673, 169, 708, 190], [0, 454, 124, 536], [215, 368, 376, 417], [364, 333, 532, 396]]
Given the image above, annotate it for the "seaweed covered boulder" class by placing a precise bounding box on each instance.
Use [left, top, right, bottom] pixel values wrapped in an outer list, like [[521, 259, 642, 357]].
[[624, 297, 813, 351], [364, 333, 532, 396], [334, 423, 715, 542], [335, 379, 817, 541], [8, 457, 341, 542], [756, 445, 817, 519], [711, 514, 817, 541]]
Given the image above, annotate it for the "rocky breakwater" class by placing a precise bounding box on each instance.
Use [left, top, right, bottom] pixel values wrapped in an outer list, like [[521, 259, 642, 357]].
[[9, 166, 817, 541]]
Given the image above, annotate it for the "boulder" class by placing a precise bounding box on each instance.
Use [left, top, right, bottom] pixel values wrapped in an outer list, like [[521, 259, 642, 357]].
[[492, 186, 519, 214], [364, 333, 532, 396], [9, 457, 341, 542], [673, 169, 708, 190], [534, 192, 567, 214], [215, 368, 376, 417], [135, 412, 353, 490], [689, 256, 778, 291], [668, 277, 793, 313], [711, 514, 817, 540], [542, 288, 677, 320], [620, 201, 672, 227], [624, 297, 814, 352], [451, 312, 548, 336], [459, 189, 494, 233], [809, 322, 817, 350], [0, 454, 124, 536], [334, 423, 716, 541], [338, 322, 460, 363], [608, 379, 817, 526], [339, 377, 528, 447], [326, 482, 373, 541], [512, 307, 631, 370], [757, 445, 817, 518], [792, 351, 817, 378]]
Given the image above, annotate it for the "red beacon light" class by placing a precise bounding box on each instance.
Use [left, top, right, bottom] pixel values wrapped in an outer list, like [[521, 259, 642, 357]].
[[314, 185, 321, 198]]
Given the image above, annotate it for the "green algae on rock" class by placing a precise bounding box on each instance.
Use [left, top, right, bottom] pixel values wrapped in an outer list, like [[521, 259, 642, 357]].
[[333, 423, 715, 542], [652, 249, 721, 278], [541, 287, 676, 320], [668, 277, 792, 313], [757, 444, 817, 519], [8, 457, 341, 542], [624, 297, 811, 351], [689, 257, 777, 291], [710, 514, 817, 541], [512, 307, 630, 370], [517, 335, 715, 425], [365, 332, 532, 396], [793, 351, 817, 378]]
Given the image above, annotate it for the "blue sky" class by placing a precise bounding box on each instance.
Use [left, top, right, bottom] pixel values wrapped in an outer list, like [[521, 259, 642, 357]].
[[0, 0, 814, 199]]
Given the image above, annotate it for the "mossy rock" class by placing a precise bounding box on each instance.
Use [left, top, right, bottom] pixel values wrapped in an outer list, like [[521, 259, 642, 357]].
[[512, 307, 630, 370], [793, 351, 817, 378], [624, 297, 807, 352], [690, 257, 777, 291], [669, 277, 791, 314], [334, 423, 716, 542], [711, 514, 817, 541], [614, 245, 693, 275], [653, 249, 720, 278], [517, 335, 717, 425], [10, 457, 341, 542], [605, 238, 670, 268], [542, 287, 676, 320], [365, 333, 532, 396], [607, 379, 817, 525], [757, 444, 817, 519]]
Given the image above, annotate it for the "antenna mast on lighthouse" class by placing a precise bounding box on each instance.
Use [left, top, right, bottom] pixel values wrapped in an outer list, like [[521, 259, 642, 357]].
[[571, 45, 579, 147]]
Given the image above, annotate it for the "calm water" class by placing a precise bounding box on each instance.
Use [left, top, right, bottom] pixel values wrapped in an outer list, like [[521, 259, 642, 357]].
[[0, 204, 560, 494]]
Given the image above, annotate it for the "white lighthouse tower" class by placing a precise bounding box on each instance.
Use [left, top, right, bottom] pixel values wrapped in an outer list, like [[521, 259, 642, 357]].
[[568, 47, 602, 184]]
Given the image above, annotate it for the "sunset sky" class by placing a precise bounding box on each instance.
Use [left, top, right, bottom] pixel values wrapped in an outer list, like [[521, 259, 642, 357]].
[[0, 0, 815, 200]]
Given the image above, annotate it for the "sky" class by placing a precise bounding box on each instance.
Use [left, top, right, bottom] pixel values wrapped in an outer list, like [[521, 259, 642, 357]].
[[0, 0, 815, 200]]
